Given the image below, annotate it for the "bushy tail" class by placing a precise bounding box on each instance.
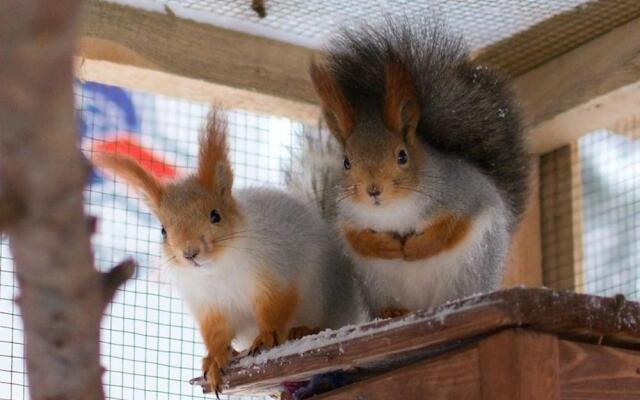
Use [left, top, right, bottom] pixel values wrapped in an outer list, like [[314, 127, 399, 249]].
[[286, 123, 343, 222], [324, 19, 530, 228]]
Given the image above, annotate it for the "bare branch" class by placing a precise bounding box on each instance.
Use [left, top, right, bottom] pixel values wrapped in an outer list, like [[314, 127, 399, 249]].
[[0, 190, 24, 231], [0, 1, 128, 399], [102, 259, 135, 306]]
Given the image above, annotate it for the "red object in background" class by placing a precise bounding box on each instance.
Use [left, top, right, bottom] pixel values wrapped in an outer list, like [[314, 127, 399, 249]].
[[94, 134, 177, 180]]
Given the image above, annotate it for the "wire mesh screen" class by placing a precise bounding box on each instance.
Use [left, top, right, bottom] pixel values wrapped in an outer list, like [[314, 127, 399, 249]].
[[102, 0, 640, 76], [541, 127, 640, 298], [117, 0, 591, 49], [0, 81, 301, 399]]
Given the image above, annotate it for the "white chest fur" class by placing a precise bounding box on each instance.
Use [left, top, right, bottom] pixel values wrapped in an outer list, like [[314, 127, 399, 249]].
[[166, 244, 260, 349], [339, 192, 427, 235]]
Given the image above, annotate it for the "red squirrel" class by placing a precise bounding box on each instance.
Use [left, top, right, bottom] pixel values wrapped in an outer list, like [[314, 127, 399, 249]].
[[94, 108, 364, 394], [302, 21, 530, 318]]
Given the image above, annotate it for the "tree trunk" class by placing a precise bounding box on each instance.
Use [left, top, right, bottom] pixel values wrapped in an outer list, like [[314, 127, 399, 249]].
[[0, 1, 132, 399]]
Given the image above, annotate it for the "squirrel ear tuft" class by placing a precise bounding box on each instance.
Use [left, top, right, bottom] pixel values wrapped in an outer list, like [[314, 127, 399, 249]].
[[93, 152, 164, 209], [197, 107, 234, 198], [309, 61, 355, 145], [384, 55, 420, 143]]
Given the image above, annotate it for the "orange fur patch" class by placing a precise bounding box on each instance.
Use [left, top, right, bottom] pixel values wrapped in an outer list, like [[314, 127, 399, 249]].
[[403, 213, 472, 261], [197, 108, 233, 196], [383, 55, 419, 138], [309, 61, 355, 143], [93, 152, 164, 208], [343, 228, 404, 259], [251, 274, 299, 352], [198, 310, 234, 392]]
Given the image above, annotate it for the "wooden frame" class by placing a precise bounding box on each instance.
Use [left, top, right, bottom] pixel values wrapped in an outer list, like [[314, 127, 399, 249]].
[[211, 288, 640, 398], [79, 1, 640, 153], [516, 15, 640, 153], [79, 1, 321, 104], [77, 2, 640, 291], [75, 58, 321, 124], [315, 330, 640, 400]]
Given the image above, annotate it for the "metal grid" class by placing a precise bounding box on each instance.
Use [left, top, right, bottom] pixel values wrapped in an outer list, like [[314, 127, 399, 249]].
[[110, 0, 592, 50], [0, 81, 300, 399], [541, 126, 640, 299]]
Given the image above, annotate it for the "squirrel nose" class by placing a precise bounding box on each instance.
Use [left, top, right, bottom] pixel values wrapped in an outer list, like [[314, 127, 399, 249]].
[[183, 247, 200, 260], [367, 184, 382, 197]]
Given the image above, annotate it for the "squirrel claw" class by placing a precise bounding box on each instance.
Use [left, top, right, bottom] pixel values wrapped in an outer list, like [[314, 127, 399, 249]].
[[249, 330, 280, 355]]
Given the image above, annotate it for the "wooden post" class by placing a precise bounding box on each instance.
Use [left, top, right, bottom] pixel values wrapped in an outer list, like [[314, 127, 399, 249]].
[[0, 1, 133, 399], [502, 157, 542, 287], [478, 329, 560, 400], [540, 143, 584, 291]]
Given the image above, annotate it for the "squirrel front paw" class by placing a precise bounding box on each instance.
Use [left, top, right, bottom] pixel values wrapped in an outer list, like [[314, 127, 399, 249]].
[[345, 228, 404, 259], [370, 230, 405, 259], [202, 347, 231, 395], [402, 232, 425, 261], [403, 232, 441, 262], [249, 330, 282, 356]]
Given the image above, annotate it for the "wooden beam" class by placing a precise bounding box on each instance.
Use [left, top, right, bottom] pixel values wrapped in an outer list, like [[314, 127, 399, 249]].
[[317, 346, 481, 400], [476, 0, 640, 77], [478, 330, 560, 400], [528, 80, 640, 155], [502, 157, 542, 287], [75, 58, 321, 124], [515, 16, 640, 152], [559, 340, 640, 398], [219, 289, 640, 394], [540, 144, 584, 291], [79, 0, 321, 104]]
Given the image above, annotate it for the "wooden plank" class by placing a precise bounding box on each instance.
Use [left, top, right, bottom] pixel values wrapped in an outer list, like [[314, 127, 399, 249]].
[[218, 288, 640, 393], [317, 346, 481, 400], [222, 305, 508, 394], [559, 340, 640, 399], [80, 0, 321, 104], [540, 145, 584, 291], [476, 0, 640, 77], [515, 16, 640, 150], [502, 157, 542, 287], [478, 330, 559, 400], [527, 81, 640, 154], [75, 58, 321, 124]]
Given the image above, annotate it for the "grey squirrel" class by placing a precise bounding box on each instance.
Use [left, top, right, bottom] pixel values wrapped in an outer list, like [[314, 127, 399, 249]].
[[299, 21, 530, 319], [93, 108, 364, 394]]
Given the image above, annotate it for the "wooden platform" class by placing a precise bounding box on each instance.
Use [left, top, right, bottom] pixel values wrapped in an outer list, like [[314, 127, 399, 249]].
[[191, 288, 640, 399]]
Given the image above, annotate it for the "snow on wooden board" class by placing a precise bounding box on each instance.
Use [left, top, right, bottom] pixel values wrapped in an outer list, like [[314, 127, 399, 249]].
[[188, 287, 640, 394]]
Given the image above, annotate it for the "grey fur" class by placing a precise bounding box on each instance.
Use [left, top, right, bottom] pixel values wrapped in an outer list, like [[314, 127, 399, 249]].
[[235, 187, 366, 328]]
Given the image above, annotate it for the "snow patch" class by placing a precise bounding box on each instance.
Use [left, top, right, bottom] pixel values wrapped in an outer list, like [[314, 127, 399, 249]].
[[232, 291, 496, 369]]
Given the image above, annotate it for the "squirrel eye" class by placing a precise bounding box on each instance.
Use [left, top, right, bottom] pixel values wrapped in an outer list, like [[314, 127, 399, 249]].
[[343, 156, 351, 170], [397, 149, 408, 165], [209, 209, 221, 224], [161, 226, 167, 239]]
